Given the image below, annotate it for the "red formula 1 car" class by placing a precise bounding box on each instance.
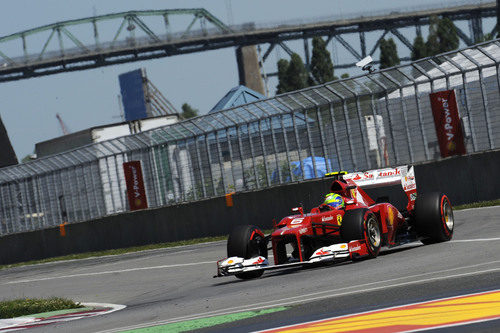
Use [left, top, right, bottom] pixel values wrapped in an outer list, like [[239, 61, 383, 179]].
[[215, 166, 454, 279]]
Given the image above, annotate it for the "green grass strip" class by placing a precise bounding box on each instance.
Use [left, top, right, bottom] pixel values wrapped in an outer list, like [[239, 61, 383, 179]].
[[0, 298, 83, 319], [0, 230, 274, 271], [18, 307, 93, 319], [453, 198, 500, 210], [122, 307, 288, 333], [0, 235, 229, 270]]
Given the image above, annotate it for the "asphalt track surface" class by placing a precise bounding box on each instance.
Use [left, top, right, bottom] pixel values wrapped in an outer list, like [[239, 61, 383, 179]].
[[0, 206, 499, 332]]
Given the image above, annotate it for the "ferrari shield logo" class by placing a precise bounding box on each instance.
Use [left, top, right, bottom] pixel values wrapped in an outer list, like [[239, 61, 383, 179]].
[[337, 214, 342, 225]]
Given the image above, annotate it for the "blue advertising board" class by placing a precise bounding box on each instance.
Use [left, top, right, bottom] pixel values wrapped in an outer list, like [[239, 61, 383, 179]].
[[119, 69, 148, 121]]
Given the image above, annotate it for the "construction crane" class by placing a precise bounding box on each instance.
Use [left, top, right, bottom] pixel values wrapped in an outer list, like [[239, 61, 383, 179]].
[[55, 113, 70, 135]]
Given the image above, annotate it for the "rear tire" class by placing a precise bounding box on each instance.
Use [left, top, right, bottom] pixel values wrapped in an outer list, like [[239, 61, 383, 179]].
[[340, 209, 381, 258], [414, 192, 454, 243], [227, 225, 267, 279]]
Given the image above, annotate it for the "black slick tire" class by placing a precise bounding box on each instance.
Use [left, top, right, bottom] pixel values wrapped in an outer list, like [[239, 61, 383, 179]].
[[414, 192, 454, 244], [340, 208, 381, 258], [227, 225, 267, 279]]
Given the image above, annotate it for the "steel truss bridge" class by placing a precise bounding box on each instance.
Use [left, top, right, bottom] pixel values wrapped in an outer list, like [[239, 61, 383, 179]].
[[0, 2, 497, 83]]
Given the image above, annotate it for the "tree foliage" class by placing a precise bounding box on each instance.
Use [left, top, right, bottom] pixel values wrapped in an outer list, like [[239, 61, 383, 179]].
[[411, 35, 427, 61], [379, 38, 400, 69], [286, 53, 308, 91], [309, 36, 334, 85], [181, 103, 198, 119], [426, 16, 459, 56], [276, 53, 308, 93], [276, 59, 290, 94]]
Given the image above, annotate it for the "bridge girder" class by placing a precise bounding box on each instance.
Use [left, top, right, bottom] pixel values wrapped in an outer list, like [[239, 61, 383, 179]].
[[0, 3, 496, 83]]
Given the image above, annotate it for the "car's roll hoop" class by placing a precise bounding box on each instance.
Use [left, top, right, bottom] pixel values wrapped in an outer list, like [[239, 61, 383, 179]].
[[325, 166, 418, 211], [325, 170, 348, 181]]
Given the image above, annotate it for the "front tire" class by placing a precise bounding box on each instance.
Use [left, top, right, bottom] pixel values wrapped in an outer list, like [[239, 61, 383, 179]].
[[340, 209, 381, 258], [227, 225, 267, 279], [414, 192, 454, 244]]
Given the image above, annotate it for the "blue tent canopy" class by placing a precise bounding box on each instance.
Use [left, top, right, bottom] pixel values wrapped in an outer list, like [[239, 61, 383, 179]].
[[272, 156, 340, 183]]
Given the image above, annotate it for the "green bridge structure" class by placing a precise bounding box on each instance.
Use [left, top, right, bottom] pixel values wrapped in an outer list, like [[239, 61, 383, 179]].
[[0, 2, 497, 83]]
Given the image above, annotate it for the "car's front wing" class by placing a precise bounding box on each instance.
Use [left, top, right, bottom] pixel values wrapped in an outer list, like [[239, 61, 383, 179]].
[[214, 240, 368, 278]]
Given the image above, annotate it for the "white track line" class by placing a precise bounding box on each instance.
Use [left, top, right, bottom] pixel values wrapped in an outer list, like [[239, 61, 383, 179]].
[[6, 240, 500, 284], [455, 205, 500, 213], [80, 302, 126, 314], [4, 261, 214, 285], [451, 237, 500, 242], [96, 263, 500, 333]]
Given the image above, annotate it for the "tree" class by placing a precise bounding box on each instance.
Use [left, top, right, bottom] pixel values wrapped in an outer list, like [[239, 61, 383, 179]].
[[181, 103, 198, 119], [379, 38, 400, 69], [276, 53, 308, 94], [437, 17, 459, 53], [411, 35, 427, 61], [426, 16, 459, 56], [340, 73, 350, 79], [285, 53, 308, 91], [276, 59, 290, 94], [309, 36, 334, 85], [477, 33, 494, 43], [21, 154, 36, 163], [425, 16, 440, 56]]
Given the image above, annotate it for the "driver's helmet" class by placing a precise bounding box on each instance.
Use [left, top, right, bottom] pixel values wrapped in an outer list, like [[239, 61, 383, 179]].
[[324, 193, 345, 209]]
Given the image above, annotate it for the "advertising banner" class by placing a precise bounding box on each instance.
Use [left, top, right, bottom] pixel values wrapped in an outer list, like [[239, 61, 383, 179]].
[[123, 161, 148, 211], [429, 90, 466, 158]]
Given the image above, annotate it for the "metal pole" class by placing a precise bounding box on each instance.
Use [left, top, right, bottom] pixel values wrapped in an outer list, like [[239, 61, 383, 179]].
[[278, 98, 306, 181], [210, 116, 238, 192], [315, 89, 344, 171], [365, 76, 400, 165], [353, 79, 385, 167], [179, 122, 207, 198], [243, 106, 270, 187], [461, 50, 494, 149], [265, 102, 296, 183], [170, 126, 198, 200], [443, 55, 478, 152], [200, 118, 227, 194], [187, 122, 217, 196], [395, 68, 431, 160], [287, 95, 318, 178], [324, 86, 358, 170], [223, 113, 248, 190], [254, 103, 282, 184], [380, 72, 415, 163], [299, 92, 331, 173], [339, 81, 372, 169]]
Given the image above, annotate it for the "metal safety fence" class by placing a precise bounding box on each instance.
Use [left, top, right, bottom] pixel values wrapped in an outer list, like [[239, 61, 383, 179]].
[[1, 40, 500, 236]]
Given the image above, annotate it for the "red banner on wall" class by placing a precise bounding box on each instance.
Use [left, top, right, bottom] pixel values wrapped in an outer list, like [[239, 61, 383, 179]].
[[123, 161, 148, 211], [429, 90, 466, 158]]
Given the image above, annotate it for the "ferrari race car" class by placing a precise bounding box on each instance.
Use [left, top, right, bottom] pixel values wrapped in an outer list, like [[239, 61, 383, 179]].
[[215, 166, 454, 279]]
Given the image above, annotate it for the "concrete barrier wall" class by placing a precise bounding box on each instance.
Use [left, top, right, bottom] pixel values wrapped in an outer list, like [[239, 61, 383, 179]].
[[414, 150, 500, 206], [1, 149, 499, 265]]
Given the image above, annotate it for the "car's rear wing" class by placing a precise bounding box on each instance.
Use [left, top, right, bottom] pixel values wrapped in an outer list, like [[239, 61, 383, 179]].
[[326, 166, 417, 211]]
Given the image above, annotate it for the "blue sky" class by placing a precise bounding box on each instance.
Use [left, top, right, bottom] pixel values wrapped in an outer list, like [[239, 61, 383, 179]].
[[0, 0, 487, 159]]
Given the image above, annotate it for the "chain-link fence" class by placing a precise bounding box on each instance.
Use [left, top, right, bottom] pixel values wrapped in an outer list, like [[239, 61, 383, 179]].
[[1, 40, 499, 236]]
